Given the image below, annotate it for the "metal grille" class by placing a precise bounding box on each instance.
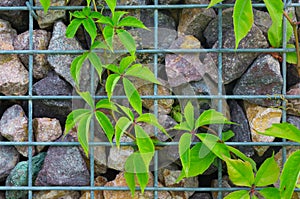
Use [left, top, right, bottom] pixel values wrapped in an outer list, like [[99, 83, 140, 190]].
[[0, 1, 300, 199]]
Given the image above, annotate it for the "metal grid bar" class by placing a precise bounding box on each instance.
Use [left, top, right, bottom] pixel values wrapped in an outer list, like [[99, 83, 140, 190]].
[[0, 1, 299, 199]]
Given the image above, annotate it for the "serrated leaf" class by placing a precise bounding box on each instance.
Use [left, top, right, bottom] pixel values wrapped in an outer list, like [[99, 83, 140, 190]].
[[258, 188, 281, 199], [66, 19, 83, 38], [228, 146, 257, 172], [136, 113, 168, 136], [257, 122, 300, 143], [90, 41, 109, 50], [77, 91, 95, 109], [105, 74, 120, 100], [173, 121, 193, 132], [70, 53, 88, 86], [103, 26, 114, 51], [255, 154, 280, 186], [224, 157, 255, 187], [179, 133, 192, 176], [118, 105, 135, 121], [116, 29, 136, 56], [82, 7, 91, 16], [96, 99, 118, 111], [88, 52, 103, 80], [97, 15, 113, 26], [77, 114, 92, 156], [135, 125, 155, 155], [280, 150, 300, 199], [104, 64, 120, 74], [184, 101, 195, 130], [40, 0, 50, 13], [64, 109, 91, 135], [195, 109, 235, 129], [118, 16, 148, 29], [95, 110, 114, 143], [105, 0, 116, 13], [124, 64, 161, 84], [233, 0, 254, 49], [89, 11, 103, 20], [286, 44, 298, 64], [115, 117, 132, 148], [123, 77, 142, 115], [119, 55, 135, 73], [82, 17, 97, 43], [207, 0, 224, 8], [112, 11, 128, 25], [222, 130, 235, 142], [70, 11, 86, 19], [224, 190, 250, 199]]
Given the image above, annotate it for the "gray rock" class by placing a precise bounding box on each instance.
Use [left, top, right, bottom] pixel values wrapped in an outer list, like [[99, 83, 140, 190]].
[[158, 0, 180, 4], [35, 136, 90, 186], [228, 100, 254, 157], [211, 176, 231, 199], [5, 152, 46, 199], [32, 72, 72, 124], [0, 192, 4, 199], [287, 115, 300, 129], [233, 54, 283, 107], [34, 0, 66, 29], [14, 30, 51, 79], [287, 64, 300, 88], [287, 83, 300, 117], [190, 193, 212, 199], [0, 104, 33, 157], [0, 146, 19, 182], [33, 191, 81, 199]]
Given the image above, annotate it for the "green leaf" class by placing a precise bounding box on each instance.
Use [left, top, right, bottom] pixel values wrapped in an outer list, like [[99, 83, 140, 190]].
[[222, 130, 235, 142], [179, 133, 192, 176], [184, 102, 195, 130], [207, 0, 224, 8], [112, 11, 128, 25], [116, 29, 136, 56], [97, 16, 113, 26], [255, 154, 280, 186], [115, 117, 132, 148], [228, 146, 257, 172], [77, 91, 95, 109], [104, 64, 120, 74], [70, 53, 88, 86], [124, 172, 135, 197], [118, 105, 135, 121], [82, 17, 98, 43], [105, 0, 117, 13], [280, 150, 300, 199], [96, 99, 118, 111], [195, 109, 235, 129], [90, 41, 109, 50], [77, 114, 93, 156], [89, 11, 103, 20], [258, 188, 281, 199], [64, 109, 91, 135], [70, 11, 86, 19], [119, 55, 135, 73], [86, 0, 91, 6], [82, 7, 91, 16], [66, 19, 83, 38], [103, 26, 114, 51], [95, 111, 114, 143], [173, 121, 193, 132], [257, 122, 300, 143], [40, 0, 50, 13], [123, 77, 142, 115], [105, 74, 120, 100], [88, 52, 103, 80], [224, 157, 255, 187], [124, 64, 161, 84], [135, 125, 155, 155], [118, 16, 148, 29], [136, 113, 168, 136], [224, 190, 250, 199], [286, 44, 298, 64]]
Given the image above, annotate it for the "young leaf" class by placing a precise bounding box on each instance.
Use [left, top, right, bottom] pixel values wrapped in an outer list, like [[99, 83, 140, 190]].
[[258, 187, 281, 199], [123, 77, 142, 115], [124, 64, 161, 84], [104, 0, 117, 13], [183, 101, 195, 130], [119, 55, 135, 73], [195, 109, 235, 129], [103, 26, 114, 51], [97, 16, 113, 26], [118, 105, 135, 121], [96, 99, 118, 111], [70, 11, 86, 19], [116, 29, 136, 56], [112, 11, 128, 25], [233, 0, 253, 49], [86, 0, 91, 6], [64, 109, 91, 134], [280, 150, 300, 199], [82, 17, 98, 43], [104, 64, 120, 74], [115, 117, 132, 148], [135, 125, 155, 156], [77, 114, 93, 156], [124, 172, 136, 197], [224, 157, 255, 187], [77, 91, 95, 109], [207, 0, 224, 8], [90, 41, 109, 50], [173, 121, 193, 132], [254, 154, 280, 186], [66, 19, 83, 38], [224, 190, 250, 199], [222, 130, 235, 142], [118, 16, 148, 29], [40, 0, 51, 13], [179, 133, 192, 176], [136, 113, 168, 135], [286, 44, 297, 64], [89, 11, 103, 20], [88, 52, 103, 80], [228, 146, 257, 172], [70, 53, 88, 86], [95, 110, 114, 143], [105, 74, 120, 100]]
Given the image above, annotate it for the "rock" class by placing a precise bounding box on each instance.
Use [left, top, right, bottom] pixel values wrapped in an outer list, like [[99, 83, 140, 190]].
[[211, 176, 230, 199], [287, 115, 300, 129], [178, 0, 216, 43], [32, 72, 72, 124], [0, 0, 29, 32], [0, 104, 34, 157], [244, 102, 282, 156], [0, 192, 4, 199], [211, 24, 268, 84], [14, 30, 51, 79], [233, 54, 283, 107], [35, 135, 90, 186], [34, 0, 66, 29], [160, 169, 199, 199], [33, 191, 81, 199], [158, 0, 180, 4], [0, 146, 19, 182], [190, 193, 212, 199], [228, 100, 254, 157], [5, 152, 46, 199], [287, 83, 300, 116], [103, 171, 172, 199], [33, 118, 62, 152], [0, 19, 28, 96], [287, 64, 300, 88], [80, 176, 107, 199]]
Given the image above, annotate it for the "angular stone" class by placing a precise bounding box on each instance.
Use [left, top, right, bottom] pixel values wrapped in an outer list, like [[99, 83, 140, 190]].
[[33, 191, 81, 199], [228, 100, 254, 157], [32, 72, 72, 124], [14, 30, 51, 79], [5, 152, 46, 199], [0, 146, 19, 182], [287, 64, 300, 88], [158, 0, 180, 4], [287, 115, 300, 129], [233, 54, 283, 107], [211, 176, 230, 199], [190, 193, 212, 199], [35, 136, 90, 186], [244, 102, 282, 156], [287, 83, 300, 117], [80, 176, 107, 199], [33, 118, 62, 152], [0, 104, 34, 157], [34, 0, 66, 29]]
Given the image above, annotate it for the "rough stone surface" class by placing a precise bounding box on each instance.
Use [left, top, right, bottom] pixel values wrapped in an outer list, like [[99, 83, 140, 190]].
[[158, 0, 180, 4], [35, 136, 90, 186], [211, 176, 230, 199], [0, 104, 33, 157], [5, 152, 46, 199], [287, 115, 300, 129], [244, 102, 282, 156], [228, 100, 254, 157], [0, 192, 4, 199], [34, 0, 66, 29], [233, 54, 283, 107], [287, 83, 300, 117], [33, 118, 62, 152], [33, 191, 81, 199], [190, 193, 212, 199], [14, 30, 51, 79], [0, 146, 19, 182], [32, 72, 72, 124], [287, 64, 300, 88], [80, 176, 107, 199]]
